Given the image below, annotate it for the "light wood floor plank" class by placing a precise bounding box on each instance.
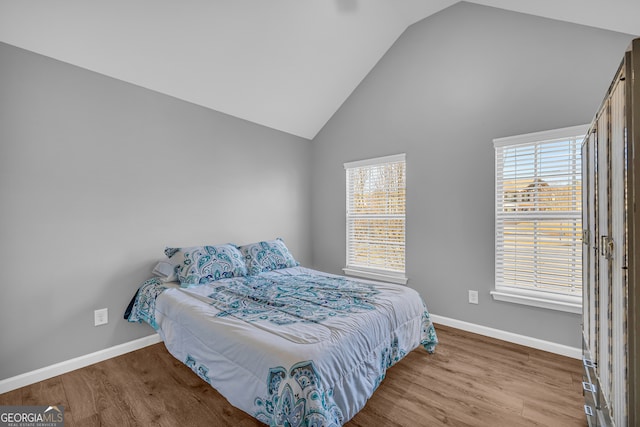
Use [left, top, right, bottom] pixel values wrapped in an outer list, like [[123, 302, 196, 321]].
[[0, 324, 587, 426]]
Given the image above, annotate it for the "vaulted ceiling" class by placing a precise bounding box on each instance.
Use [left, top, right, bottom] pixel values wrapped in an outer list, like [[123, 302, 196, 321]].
[[1, 1, 638, 139]]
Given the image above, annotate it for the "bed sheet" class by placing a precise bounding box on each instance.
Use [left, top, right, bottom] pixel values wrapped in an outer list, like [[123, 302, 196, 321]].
[[127, 267, 438, 426]]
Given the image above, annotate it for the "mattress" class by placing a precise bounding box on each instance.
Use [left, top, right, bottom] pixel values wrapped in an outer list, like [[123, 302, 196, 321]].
[[127, 266, 438, 426]]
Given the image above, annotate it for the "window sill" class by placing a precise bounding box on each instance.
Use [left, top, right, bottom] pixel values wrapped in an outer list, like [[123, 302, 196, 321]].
[[343, 268, 408, 285], [490, 288, 581, 314]]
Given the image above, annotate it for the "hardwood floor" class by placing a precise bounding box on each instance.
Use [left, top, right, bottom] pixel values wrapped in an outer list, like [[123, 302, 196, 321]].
[[0, 324, 587, 426]]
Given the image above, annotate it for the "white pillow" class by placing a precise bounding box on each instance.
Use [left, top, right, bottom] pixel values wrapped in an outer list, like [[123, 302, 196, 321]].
[[152, 261, 178, 282]]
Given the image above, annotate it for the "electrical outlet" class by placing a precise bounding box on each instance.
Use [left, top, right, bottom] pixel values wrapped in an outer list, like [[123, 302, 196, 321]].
[[94, 308, 108, 326], [468, 290, 479, 305]]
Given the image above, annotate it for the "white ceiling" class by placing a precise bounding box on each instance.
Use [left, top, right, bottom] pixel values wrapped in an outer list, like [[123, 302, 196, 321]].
[[1, 0, 638, 139]]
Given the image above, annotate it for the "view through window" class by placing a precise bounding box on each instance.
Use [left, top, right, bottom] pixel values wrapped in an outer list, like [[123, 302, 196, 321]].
[[344, 153, 406, 284], [493, 125, 587, 311]]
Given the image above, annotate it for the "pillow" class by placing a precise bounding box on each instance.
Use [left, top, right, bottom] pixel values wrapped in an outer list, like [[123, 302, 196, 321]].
[[238, 238, 299, 275], [151, 261, 178, 282], [164, 244, 247, 287]]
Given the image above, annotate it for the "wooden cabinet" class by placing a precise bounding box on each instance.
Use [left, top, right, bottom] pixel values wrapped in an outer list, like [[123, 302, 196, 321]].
[[581, 38, 640, 427]]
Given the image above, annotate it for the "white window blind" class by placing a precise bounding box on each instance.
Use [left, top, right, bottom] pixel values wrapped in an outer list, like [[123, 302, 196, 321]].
[[344, 153, 406, 284], [494, 125, 586, 312]]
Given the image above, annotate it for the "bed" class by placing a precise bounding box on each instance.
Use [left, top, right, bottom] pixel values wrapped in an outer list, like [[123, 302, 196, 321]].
[[126, 241, 438, 426]]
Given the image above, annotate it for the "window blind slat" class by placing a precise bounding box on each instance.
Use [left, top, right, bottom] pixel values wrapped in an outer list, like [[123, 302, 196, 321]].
[[346, 155, 406, 276], [495, 133, 582, 296]]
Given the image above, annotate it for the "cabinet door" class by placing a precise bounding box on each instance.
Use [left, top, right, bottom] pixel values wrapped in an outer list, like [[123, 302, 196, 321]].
[[596, 104, 612, 416], [609, 75, 627, 426], [583, 130, 598, 356], [582, 139, 589, 343]]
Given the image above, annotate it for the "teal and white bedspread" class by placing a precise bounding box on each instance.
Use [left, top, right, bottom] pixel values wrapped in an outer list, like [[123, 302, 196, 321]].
[[127, 267, 438, 426]]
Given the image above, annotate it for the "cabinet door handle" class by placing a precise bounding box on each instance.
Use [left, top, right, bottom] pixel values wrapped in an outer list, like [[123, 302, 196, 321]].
[[600, 236, 614, 259], [582, 230, 589, 245]]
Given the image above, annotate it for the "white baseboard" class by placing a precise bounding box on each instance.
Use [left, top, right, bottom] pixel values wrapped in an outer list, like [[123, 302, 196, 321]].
[[430, 314, 581, 359], [0, 334, 161, 394]]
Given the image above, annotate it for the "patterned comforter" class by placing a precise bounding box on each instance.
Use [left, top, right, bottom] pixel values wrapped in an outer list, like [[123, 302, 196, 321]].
[[127, 267, 438, 426]]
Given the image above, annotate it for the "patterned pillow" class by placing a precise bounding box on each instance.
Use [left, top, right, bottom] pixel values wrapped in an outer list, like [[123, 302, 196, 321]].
[[164, 244, 247, 287], [238, 238, 300, 275]]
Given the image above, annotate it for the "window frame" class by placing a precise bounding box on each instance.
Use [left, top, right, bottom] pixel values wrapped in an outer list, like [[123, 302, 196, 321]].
[[343, 153, 407, 285], [492, 125, 589, 314]]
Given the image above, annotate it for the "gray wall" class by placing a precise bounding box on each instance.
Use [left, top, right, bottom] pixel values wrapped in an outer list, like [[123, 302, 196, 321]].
[[310, 2, 635, 348], [1, 2, 636, 383], [0, 42, 311, 380]]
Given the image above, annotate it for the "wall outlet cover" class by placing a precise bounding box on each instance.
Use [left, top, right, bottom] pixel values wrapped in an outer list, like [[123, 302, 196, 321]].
[[94, 308, 108, 326], [468, 290, 479, 304]]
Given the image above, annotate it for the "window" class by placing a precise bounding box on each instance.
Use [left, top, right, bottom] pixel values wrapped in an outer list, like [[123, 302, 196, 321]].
[[493, 125, 588, 313], [344, 153, 407, 285]]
